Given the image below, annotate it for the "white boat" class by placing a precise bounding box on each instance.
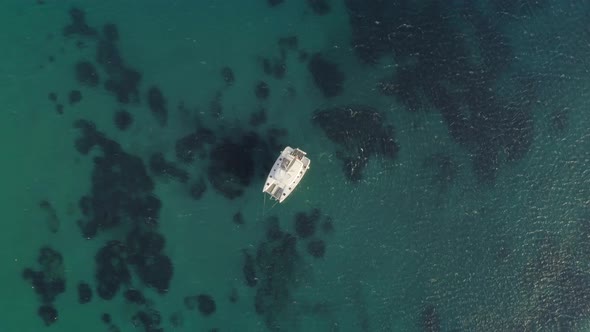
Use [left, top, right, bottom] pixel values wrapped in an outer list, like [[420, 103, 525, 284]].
[[262, 146, 310, 203]]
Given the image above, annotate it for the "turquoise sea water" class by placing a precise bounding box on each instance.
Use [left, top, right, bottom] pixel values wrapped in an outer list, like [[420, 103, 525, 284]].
[[1, 1, 590, 331]]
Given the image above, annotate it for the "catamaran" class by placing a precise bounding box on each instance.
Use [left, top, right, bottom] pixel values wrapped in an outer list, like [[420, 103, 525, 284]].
[[262, 146, 310, 203]]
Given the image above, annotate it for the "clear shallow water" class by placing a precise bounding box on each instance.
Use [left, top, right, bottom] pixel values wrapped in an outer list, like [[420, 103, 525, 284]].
[[1, 1, 589, 331]]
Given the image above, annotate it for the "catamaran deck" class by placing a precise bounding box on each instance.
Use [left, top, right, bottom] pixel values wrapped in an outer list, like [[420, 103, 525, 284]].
[[262, 147, 310, 203]]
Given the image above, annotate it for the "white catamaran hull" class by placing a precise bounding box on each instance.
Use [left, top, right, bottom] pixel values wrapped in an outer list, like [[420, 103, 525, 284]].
[[262, 146, 310, 203]]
